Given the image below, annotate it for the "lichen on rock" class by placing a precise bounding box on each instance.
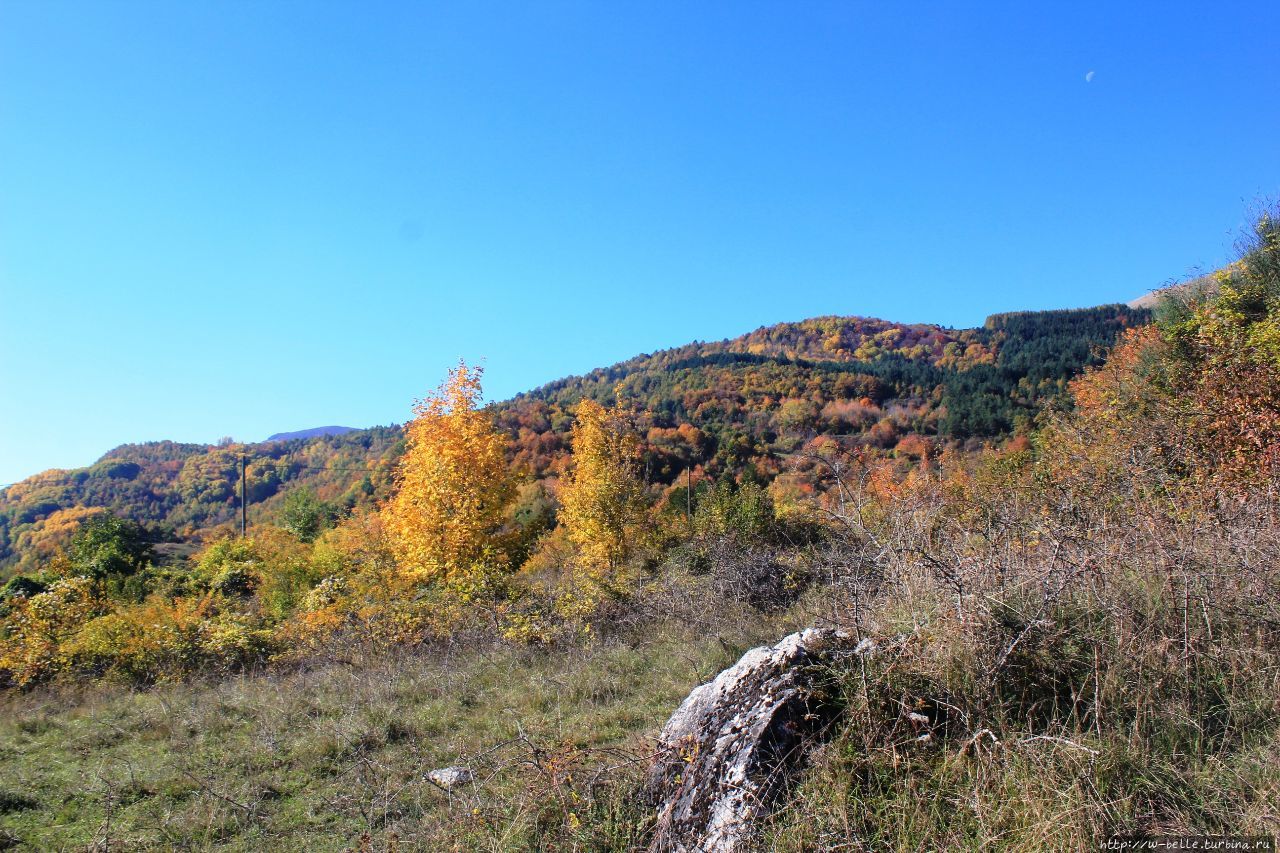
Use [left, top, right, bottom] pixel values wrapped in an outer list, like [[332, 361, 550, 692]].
[[647, 628, 859, 852]]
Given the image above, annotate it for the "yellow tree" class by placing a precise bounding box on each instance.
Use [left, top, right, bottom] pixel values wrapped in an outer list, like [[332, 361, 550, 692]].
[[558, 399, 647, 596], [380, 362, 514, 586]]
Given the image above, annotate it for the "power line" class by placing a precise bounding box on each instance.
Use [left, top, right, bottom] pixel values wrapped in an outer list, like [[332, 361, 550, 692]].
[[235, 456, 394, 536], [0, 457, 394, 497], [249, 444, 399, 475]]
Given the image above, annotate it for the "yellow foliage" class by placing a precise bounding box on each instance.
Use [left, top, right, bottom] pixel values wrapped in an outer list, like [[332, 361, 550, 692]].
[[518, 525, 577, 592], [380, 362, 515, 584], [0, 577, 100, 686], [280, 515, 434, 652], [498, 608, 554, 644], [313, 511, 394, 573], [61, 593, 274, 682], [557, 399, 647, 604], [291, 499, 517, 651], [8, 506, 105, 573]]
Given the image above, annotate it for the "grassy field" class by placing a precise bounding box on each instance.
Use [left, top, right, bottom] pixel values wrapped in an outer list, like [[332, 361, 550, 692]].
[[4, 574, 1279, 852], [0, 602, 795, 852]]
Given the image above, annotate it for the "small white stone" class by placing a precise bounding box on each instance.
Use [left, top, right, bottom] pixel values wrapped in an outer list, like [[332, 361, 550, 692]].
[[427, 766, 473, 790]]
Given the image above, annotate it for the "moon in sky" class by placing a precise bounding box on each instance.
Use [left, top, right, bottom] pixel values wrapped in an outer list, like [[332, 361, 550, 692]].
[[1085, 70, 1096, 83]]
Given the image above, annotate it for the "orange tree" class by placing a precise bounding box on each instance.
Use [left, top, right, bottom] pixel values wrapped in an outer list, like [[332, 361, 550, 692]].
[[1044, 208, 1280, 501], [1160, 210, 1280, 483], [380, 362, 515, 598]]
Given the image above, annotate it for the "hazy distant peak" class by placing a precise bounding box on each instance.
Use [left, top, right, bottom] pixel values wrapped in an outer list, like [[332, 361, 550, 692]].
[[1128, 275, 1219, 310], [265, 426, 358, 442]]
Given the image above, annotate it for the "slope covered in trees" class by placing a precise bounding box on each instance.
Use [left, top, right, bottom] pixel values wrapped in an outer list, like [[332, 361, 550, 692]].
[[498, 303, 1147, 486], [0, 304, 1145, 576], [0, 430, 401, 575]]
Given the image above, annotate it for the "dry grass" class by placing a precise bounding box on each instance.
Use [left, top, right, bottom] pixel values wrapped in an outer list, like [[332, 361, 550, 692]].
[[0, 592, 799, 852], [759, 455, 1280, 851]]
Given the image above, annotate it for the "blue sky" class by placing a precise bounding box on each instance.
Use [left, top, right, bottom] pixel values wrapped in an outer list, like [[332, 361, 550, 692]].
[[1, 1, 1277, 485]]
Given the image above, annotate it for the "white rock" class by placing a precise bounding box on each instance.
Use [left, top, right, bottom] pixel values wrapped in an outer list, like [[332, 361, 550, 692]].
[[647, 628, 853, 852], [427, 766, 473, 790]]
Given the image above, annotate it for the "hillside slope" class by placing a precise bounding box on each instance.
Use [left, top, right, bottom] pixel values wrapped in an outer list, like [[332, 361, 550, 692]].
[[0, 304, 1147, 574]]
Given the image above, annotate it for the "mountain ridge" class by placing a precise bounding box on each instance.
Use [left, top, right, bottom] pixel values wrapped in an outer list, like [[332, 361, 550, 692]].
[[265, 426, 359, 442], [0, 303, 1149, 574]]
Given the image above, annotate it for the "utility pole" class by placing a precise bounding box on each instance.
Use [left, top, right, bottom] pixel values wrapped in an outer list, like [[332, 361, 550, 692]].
[[686, 464, 693, 532], [240, 454, 247, 538]]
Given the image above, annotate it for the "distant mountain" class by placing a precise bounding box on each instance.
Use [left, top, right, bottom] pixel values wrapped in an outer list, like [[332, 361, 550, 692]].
[[0, 304, 1150, 574], [266, 426, 358, 442], [1128, 275, 1218, 310]]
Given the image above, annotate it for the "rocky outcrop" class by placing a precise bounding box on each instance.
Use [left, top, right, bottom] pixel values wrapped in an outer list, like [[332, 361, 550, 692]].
[[647, 628, 863, 852]]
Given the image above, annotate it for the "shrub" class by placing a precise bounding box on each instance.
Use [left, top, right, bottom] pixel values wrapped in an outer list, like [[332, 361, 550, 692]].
[[62, 593, 276, 682], [0, 576, 100, 686]]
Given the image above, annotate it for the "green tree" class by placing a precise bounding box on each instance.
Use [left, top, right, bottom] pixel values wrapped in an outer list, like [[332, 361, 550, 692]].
[[69, 514, 153, 582], [280, 488, 337, 543], [694, 478, 776, 543]]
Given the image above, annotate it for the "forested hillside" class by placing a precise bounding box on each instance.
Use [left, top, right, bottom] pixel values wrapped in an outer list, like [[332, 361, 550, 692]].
[[0, 431, 402, 575], [0, 304, 1144, 576]]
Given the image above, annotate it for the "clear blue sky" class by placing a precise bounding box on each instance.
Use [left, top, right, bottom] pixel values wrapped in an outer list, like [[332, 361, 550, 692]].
[[1, 1, 1277, 485]]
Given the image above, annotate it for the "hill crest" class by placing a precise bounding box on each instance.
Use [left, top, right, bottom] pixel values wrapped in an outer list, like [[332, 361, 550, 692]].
[[0, 304, 1149, 573], [266, 426, 359, 442]]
